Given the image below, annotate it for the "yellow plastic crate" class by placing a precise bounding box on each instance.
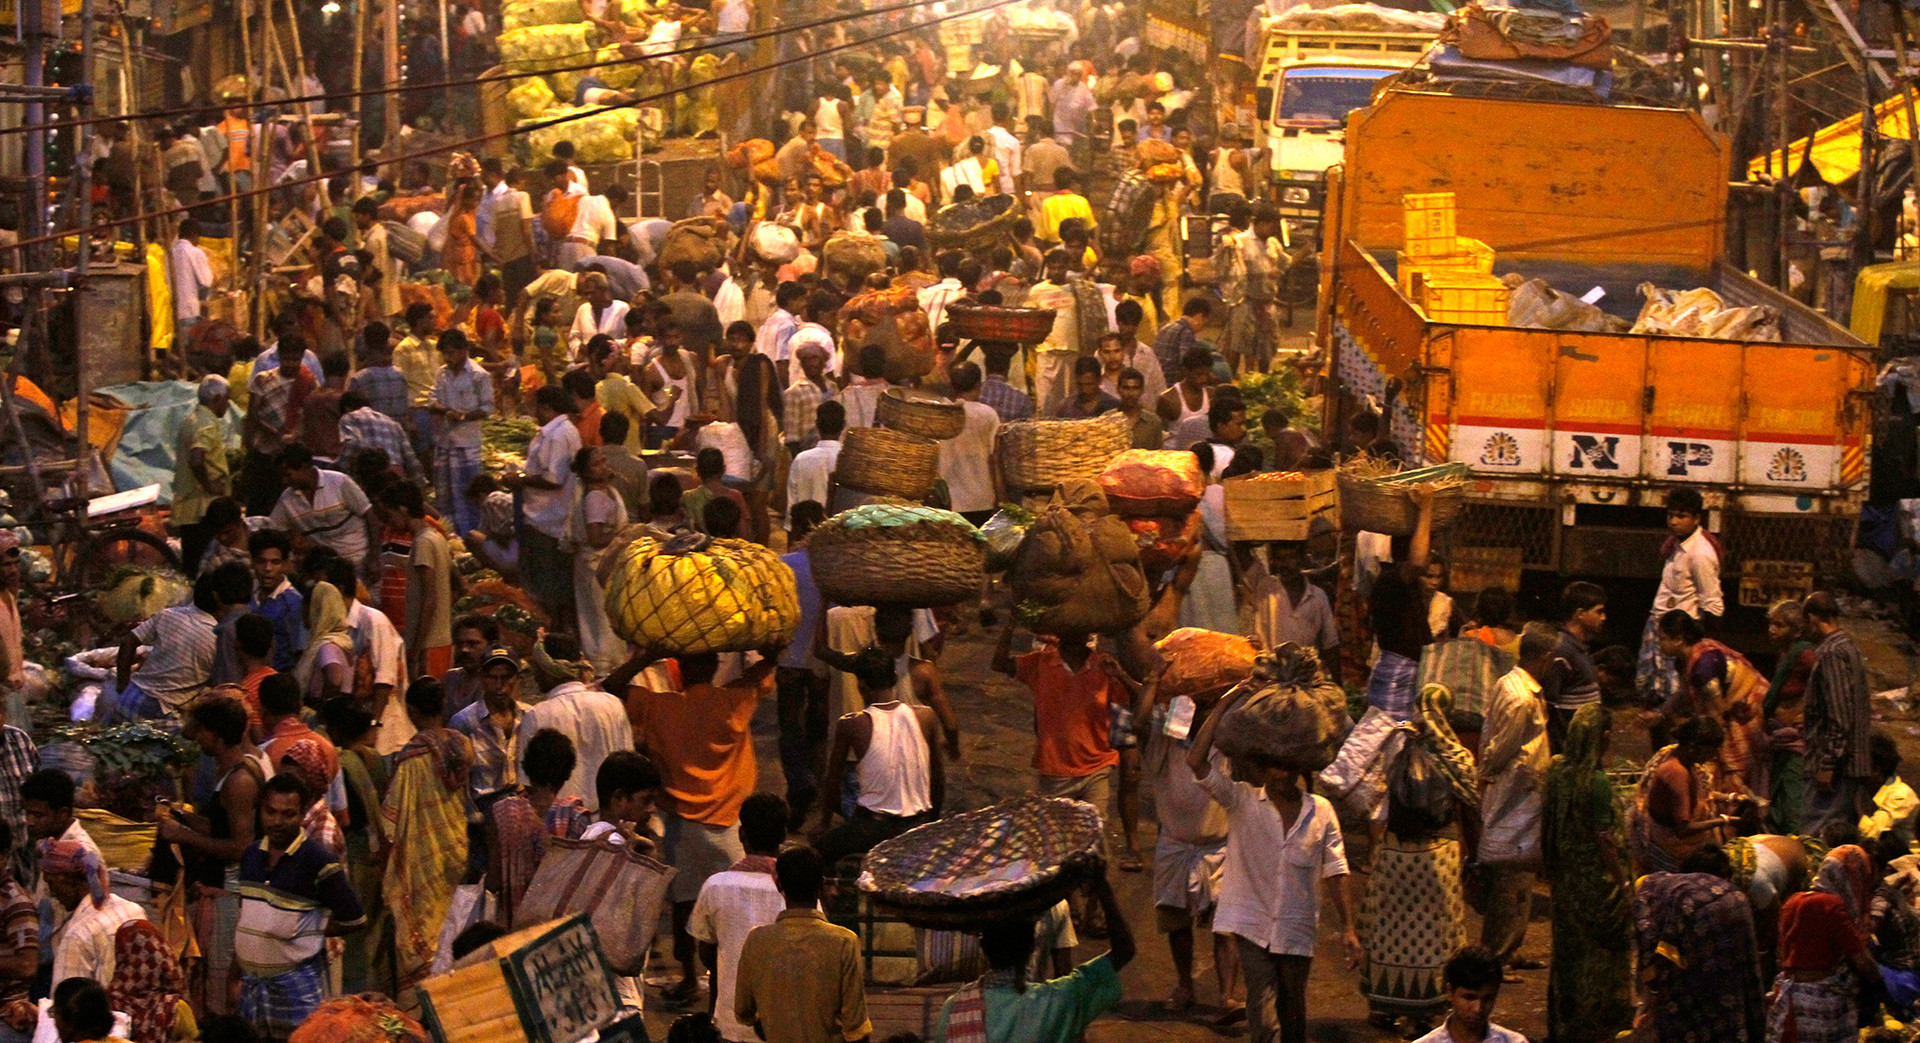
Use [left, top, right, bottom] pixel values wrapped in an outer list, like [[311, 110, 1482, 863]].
[[1403, 191, 1457, 258], [0, 0, 79, 24], [1420, 271, 1508, 325]]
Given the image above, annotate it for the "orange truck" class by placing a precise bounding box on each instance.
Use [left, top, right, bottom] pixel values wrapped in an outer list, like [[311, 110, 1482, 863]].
[[1318, 88, 1876, 604]]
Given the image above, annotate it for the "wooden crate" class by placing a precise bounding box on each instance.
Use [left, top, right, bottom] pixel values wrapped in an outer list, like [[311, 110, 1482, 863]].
[[1222, 470, 1338, 542], [1402, 191, 1457, 258], [417, 916, 622, 1043], [868, 987, 956, 1039]]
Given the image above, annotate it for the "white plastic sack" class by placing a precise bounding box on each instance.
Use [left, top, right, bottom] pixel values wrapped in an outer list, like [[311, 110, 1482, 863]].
[[749, 223, 800, 264], [1315, 706, 1406, 823], [430, 883, 498, 976], [696, 421, 754, 481]]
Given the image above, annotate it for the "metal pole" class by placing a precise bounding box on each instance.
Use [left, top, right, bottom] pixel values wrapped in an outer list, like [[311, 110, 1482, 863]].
[[74, 0, 93, 501], [383, 0, 398, 160]]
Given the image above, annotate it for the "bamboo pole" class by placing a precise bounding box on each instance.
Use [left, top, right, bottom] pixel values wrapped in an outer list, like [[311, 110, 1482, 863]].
[[383, 0, 399, 161], [250, 0, 270, 336], [281, 0, 327, 214], [350, 0, 366, 198]]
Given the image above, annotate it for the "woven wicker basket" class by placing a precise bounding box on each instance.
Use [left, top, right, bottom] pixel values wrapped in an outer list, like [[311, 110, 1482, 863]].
[[944, 303, 1056, 345], [876, 388, 967, 441], [808, 508, 986, 608], [926, 194, 1021, 252], [859, 796, 1105, 929], [837, 426, 940, 499], [997, 414, 1131, 494], [1335, 464, 1469, 537]]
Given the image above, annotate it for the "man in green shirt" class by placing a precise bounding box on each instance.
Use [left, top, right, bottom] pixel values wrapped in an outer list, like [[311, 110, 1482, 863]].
[[173, 374, 232, 528], [934, 872, 1136, 1043]]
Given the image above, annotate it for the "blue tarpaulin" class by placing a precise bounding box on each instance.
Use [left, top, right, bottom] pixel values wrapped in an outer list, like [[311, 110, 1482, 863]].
[[96, 381, 242, 504]]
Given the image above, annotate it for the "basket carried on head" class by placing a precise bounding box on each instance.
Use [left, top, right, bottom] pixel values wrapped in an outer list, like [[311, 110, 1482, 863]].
[[876, 387, 967, 441], [998, 414, 1131, 495], [602, 532, 800, 655], [926, 193, 1021, 251], [808, 504, 986, 608], [944, 303, 1056, 345], [859, 795, 1105, 929], [836, 426, 941, 500], [1335, 459, 1470, 537]]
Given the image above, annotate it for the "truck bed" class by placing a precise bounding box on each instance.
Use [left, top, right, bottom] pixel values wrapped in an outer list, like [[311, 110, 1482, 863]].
[[1379, 254, 1862, 346], [1327, 238, 1874, 501]]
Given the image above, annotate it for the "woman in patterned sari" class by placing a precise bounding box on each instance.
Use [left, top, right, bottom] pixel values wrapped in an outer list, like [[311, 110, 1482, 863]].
[[1767, 845, 1878, 1043], [1358, 684, 1475, 1034], [381, 677, 474, 992], [108, 920, 195, 1043], [1633, 870, 1765, 1043], [1542, 704, 1633, 1043]]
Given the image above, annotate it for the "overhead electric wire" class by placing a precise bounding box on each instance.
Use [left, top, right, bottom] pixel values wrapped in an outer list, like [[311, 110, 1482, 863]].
[[8, 0, 1018, 255], [0, 0, 934, 139]]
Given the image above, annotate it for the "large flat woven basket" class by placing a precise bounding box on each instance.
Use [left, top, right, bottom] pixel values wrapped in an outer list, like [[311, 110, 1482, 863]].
[[1335, 462, 1469, 537], [997, 414, 1131, 494], [943, 303, 1056, 345], [859, 795, 1105, 929], [837, 426, 941, 499], [808, 505, 986, 608], [876, 387, 967, 441]]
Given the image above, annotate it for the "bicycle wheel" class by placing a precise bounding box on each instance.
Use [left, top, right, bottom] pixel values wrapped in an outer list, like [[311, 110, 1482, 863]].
[[75, 527, 184, 593]]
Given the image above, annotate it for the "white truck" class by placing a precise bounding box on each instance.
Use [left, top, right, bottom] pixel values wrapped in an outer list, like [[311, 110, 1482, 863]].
[[1252, 26, 1432, 234]]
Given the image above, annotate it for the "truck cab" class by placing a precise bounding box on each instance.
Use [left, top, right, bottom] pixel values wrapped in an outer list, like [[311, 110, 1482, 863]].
[[1254, 30, 1429, 234]]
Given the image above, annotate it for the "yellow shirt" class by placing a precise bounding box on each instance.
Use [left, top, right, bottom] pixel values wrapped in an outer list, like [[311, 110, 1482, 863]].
[[595, 373, 652, 451], [1039, 191, 1096, 245], [735, 910, 872, 1043], [393, 335, 440, 407], [171, 403, 230, 526]]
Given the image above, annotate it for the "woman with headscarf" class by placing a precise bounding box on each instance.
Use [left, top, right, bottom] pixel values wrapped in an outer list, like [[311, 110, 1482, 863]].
[[293, 581, 354, 703], [1358, 683, 1473, 1035], [108, 921, 194, 1043], [322, 699, 392, 996], [1764, 599, 1820, 834], [381, 677, 474, 992], [1542, 704, 1633, 1043], [567, 446, 628, 675], [1768, 844, 1879, 1043], [1634, 868, 1765, 1043]]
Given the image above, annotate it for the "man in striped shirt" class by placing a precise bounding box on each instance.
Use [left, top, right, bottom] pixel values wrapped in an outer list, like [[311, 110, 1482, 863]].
[[1803, 591, 1873, 835], [236, 774, 365, 1042]]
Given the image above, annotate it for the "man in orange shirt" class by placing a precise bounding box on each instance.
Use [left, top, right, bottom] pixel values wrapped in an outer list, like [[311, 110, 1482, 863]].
[[218, 103, 253, 191], [992, 624, 1122, 819], [614, 646, 779, 1009]]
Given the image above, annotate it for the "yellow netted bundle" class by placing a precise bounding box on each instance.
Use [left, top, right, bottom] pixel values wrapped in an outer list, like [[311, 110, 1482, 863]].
[[507, 76, 559, 119], [604, 533, 800, 655], [500, 23, 602, 73], [502, 0, 585, 29], [595, 45, 642, 88], [521, 107, 639, 163]]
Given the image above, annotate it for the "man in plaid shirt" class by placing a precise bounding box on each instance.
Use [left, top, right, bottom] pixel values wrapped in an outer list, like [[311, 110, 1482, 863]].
[[977, 348, 1034, 423], [429, 330, 495, 536], [338, 389, 424, 484], [346, 323, 410, 423], [782, 341, 835, 454], [241, 337, 316, 514]]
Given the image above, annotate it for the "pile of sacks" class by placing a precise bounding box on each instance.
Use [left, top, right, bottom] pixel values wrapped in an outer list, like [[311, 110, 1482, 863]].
[[1008, 480, 1151, 636], [1097, 450, 1204, 576], [1630, 283, 1782, 341]]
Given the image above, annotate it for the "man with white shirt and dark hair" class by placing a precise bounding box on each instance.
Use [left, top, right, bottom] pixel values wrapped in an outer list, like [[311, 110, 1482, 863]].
[[787, 400, 844, 523]]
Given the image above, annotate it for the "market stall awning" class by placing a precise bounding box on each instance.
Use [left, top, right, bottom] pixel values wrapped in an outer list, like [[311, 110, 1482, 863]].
[[1749, 90, 1920, 184]]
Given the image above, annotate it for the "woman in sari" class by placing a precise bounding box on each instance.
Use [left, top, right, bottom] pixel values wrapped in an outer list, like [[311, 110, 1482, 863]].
[[1634, 869, 1765, 1043], [323, 698, 392, 996], [1542, 704, 1633, 1043], [294, 582, 354, 703], [108, 920, 195, 1043], [1764, 599, 1820, 834], [381, 677, 474, 992], [1359, 684, 1475, 1034], [486, 727, 591, 925], [1768, 845, 1879, 1043], [568, 446, 628, 676]]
